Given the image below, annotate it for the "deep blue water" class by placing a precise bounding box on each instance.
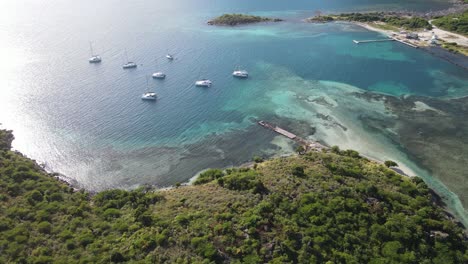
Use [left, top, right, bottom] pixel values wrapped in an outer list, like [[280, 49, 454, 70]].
[[1, 0, 468, 223]]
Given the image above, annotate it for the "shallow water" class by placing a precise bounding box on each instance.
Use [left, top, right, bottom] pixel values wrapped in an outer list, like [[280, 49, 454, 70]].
[[1, 0, 468, 224]]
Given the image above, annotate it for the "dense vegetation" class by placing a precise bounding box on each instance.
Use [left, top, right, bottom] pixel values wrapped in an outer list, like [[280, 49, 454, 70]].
[[208, 14, 282, 26], [309, 12, 432, 30], [1, 129, 467, 263], [432, 10, 468, 35]]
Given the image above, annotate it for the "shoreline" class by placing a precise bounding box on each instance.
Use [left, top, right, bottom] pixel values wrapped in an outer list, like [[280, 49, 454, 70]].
[[344, 21, 468, 70]]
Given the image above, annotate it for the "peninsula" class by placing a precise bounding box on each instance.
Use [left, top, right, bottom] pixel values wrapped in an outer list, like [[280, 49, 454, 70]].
[[208, 13, 283, 26], [1, 129, 467, 263], [307, 11, 468, 56]]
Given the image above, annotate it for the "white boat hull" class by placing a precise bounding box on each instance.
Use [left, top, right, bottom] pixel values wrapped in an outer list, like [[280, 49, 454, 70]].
[[195, 80, 212, 87], [123, 63, 137, 69], [89, 56, 102, 63]]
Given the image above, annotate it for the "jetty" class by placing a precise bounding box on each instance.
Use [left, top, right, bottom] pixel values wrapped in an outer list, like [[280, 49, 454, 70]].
[[257, 120, 327, 151], [353, 39, 394, 44], [353, 38, 418, 48], [391, 37, 418, 48]]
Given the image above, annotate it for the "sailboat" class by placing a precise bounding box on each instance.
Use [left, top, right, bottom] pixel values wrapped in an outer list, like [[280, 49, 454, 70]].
[[195, 67, 212, 87], [152, 59, 166, 79], [141, 76, 157, 100], [195, 79, 212, 87], [122, 50, 137, 69], [88, 42, 102, 63], [232, 66, 248, 78]]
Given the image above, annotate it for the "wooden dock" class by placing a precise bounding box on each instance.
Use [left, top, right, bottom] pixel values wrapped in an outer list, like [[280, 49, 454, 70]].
[[257, 120, 327, 151], [353, 39, 394, 44], [353, 38, 418, 48]]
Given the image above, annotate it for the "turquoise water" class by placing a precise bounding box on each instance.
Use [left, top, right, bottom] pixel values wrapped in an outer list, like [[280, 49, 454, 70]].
[[1, 0, 468, 223]]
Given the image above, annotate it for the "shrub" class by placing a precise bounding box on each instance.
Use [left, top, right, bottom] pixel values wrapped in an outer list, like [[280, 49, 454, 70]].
[[292, 165, 306, 178], [194, 169, 224, 185], [253, 156, 264, 163], [222, 171, 266, 193], [37, 221, 52, 234], [110, 252, 125, 263], [103, 208, 121, 220]]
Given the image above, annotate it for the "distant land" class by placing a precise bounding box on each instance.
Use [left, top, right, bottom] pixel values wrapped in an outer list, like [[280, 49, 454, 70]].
[[208, 13, 283, 26], [1, 129, 467, 263], [307, 10, 468, 56]]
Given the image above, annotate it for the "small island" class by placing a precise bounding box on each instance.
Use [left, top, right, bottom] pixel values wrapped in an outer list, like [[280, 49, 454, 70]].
[[208, 13, 283, 26]]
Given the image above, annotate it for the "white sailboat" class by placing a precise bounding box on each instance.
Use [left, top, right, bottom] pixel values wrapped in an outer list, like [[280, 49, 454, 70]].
[[122, 50, 137, 69], [232, 66, 248, 78], [142, 76, 157, 100], [88, 42, 101, 63], [152, 59, 166, 79], [195, 67, 212, 87], [195, 79, 212, 87]]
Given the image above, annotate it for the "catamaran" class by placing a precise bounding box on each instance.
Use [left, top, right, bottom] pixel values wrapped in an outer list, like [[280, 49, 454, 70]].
[[142, 92, 157, 100], [142, 76, 157, 100], [88, 42, 101, 63], [195, 79, 212, 87], [232, 66, 248, 78], [122, 50, 137, 69]]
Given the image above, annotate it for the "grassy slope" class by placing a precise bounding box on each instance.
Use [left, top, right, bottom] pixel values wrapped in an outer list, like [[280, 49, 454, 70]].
[[0, 129, 467, 263]]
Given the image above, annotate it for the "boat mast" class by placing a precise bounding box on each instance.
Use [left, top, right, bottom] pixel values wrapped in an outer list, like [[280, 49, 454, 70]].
[[146, 75, 150, 92], [89, 42, 94, 56]]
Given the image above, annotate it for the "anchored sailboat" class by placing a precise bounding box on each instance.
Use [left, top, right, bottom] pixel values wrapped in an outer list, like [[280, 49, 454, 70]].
[[122, 49, 137, 69], [142, 76, 157, 100], [88, 42, 101, 63]]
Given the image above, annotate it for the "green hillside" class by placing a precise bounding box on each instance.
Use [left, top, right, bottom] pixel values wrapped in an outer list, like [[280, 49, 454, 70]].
[[0, 129, 467, 263]]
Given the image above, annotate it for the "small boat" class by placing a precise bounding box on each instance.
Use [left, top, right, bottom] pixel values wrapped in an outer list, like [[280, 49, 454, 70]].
[[142, 76, 157, 100], [195, 79, 212, 87], [152, 72, 166, 79], [89, 56, 102, 63], [166, 54, 174, 60], [88, 42, 101, 63], [141, 92, 157, 100], [123, 62, 137, 69], [122, 50, 137, 69], [232, 67, 248, 78]]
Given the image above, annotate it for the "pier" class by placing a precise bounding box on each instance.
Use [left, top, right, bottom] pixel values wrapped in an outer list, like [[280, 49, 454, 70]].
[[353, 39, 394, 44], [353, 38, 418, 48], [257, 120, 327, 151], [391, 37, 418, 48]]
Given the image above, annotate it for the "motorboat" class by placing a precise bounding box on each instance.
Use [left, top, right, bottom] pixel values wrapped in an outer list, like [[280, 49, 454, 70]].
[[195, 79, 212, 87], [166, 54, 174, 60]]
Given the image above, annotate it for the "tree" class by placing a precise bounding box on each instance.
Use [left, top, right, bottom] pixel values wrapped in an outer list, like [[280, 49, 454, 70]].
[[295, 146, 306, 155], [384, 160, 398, 168]]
